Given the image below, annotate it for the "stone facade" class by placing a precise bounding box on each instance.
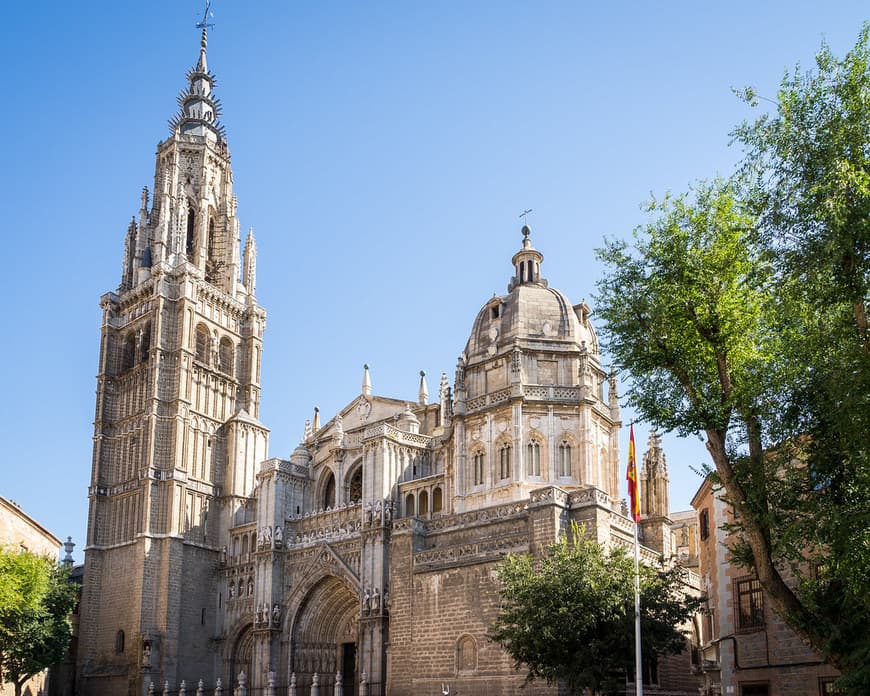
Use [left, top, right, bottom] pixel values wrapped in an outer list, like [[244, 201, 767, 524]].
[[78, 27, 701, 696], [691, 478, 839, 696]]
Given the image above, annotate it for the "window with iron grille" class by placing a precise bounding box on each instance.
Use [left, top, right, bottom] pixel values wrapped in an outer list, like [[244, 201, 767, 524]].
[[736, 577, 764, 629]]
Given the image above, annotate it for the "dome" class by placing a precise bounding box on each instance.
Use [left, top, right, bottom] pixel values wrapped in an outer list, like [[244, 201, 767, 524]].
[[463, 226, 599, 363]]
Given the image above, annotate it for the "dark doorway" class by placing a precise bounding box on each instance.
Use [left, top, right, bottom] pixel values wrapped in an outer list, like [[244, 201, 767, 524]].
[[342, 642, 357, 696]]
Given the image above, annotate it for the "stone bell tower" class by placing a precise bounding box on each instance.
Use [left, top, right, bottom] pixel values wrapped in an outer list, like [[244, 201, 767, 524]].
[[78, 21, 268, 696]]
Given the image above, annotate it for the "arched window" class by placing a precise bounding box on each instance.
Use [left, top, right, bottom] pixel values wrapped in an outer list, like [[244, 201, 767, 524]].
[[405, 493, 415, 518], [433, 487, 443, 513], [418, 490, 429, 517], [219, 337, 234, 376], [121, 334, 136, 372], [559, 441, 572, 477], [207, 218, 216, 262], [323, 472, 336, 509], [115, 629, 125, 654], [527, 438, 541, 476], [498, 443, 512, 480], [186, 205, 196, 259], [349, 468, 363, 503], [140, 323, 151, 364], [472, 450, 485, 486], [195, 325, 209, 364], [456, 635, 477, 672]]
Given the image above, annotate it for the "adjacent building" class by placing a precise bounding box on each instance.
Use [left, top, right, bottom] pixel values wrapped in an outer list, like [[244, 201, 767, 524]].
[[0, 497, 64, 696], [691, 477, 839, 696]]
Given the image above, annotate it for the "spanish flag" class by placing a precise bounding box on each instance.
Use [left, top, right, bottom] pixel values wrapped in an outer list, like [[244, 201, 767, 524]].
[[626, 423, 641, 522]]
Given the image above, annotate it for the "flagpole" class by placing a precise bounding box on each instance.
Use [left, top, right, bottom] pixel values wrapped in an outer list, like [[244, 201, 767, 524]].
[[627, 421, 643, 696], [633, 511, 643, 696]]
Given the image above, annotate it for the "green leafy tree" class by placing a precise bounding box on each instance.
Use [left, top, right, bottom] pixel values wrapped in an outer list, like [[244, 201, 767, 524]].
[[595, 164, 869, 690], [0, 548, 77, 696], [489, 525, 702, 696]]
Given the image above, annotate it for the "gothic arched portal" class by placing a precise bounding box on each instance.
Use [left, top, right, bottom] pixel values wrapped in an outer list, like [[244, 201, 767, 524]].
[[290, 576, 359, 696], [230, 624, 253, 690]]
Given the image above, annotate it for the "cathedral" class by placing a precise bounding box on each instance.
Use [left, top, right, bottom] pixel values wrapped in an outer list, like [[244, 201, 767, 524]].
[[77, 24, 696, 696]]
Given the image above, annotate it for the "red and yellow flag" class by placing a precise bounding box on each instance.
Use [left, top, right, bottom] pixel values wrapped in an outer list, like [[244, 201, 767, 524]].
[[626, 423, 641, 522]]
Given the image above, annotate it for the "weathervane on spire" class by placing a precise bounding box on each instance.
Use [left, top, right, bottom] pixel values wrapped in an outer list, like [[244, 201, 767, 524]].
[[196, 0, 215, 32], [519, 208, 533, 226]]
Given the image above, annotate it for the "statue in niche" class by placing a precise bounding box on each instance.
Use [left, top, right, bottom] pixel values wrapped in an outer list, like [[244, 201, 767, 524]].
[[362, 588, 371, 614], [263, 526, 272, 545], [247, 578, 254, 596], [272, 603, 281, 624], [274, 525, 283, 547], [371, 587, 380, 613], [228, 582, 235, 599]]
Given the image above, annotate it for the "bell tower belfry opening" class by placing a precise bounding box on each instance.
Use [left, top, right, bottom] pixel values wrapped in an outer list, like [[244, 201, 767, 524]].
[[77, 13, 267, 696]]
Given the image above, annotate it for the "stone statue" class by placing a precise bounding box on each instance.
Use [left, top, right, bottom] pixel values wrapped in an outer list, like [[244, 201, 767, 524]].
[[371, 587, 380, 613], [362, 589, 371, 614], [247, 578, 254, 596], [271, 603, 281, 624], [274, 525, 283, 546], [263, 525, 272, 544], [256, 603, 264, 623], [228, 582, 235, 599]]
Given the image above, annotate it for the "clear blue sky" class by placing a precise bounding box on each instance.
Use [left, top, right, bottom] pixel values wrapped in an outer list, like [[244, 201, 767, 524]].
[[1, 2, 867, 563]]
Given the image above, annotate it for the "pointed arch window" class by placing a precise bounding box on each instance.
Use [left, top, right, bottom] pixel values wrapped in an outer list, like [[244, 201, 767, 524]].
[[121, 334, 136, 372], [472, 450, 485, 486], [498, 443, 512, 480], [219, 337, 234, 376], [323, 472, 336, 509], [186, 205, 196, 259], [349, 467, 363, 504], [527, 438, 541, 476], [559, 441, 572, 477], [195, 325, 209, 364], [140, 323, 151, 364]]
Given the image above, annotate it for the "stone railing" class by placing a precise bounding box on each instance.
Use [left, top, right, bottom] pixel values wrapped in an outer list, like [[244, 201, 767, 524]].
[[423, 500, 527, 534], [414, 533, 528, 571], [362, 422, 431, 448], [524, 385, 580, 402], [284, 503, 363, 546]]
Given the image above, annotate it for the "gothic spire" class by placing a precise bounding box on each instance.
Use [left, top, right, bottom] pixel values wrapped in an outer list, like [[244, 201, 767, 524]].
[[418, 370, 429, 405], [362, 364, 372, 398], [168, 5, 225, 142], [243, 227, 257, 297]]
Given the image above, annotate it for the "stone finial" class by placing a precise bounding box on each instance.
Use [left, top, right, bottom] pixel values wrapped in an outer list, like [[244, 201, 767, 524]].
[[180, 680, 187, 696], [303, 419, 312, 440], [313, 407, 320, 432], [243, 227, 257, 296], [362, 364, 372, 397], [164, 681, 170, 696], [334, 671, 343, 696], [418, 370, 429, 405], [197, 679, 205, 696], [62, 536, 75, 567]]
